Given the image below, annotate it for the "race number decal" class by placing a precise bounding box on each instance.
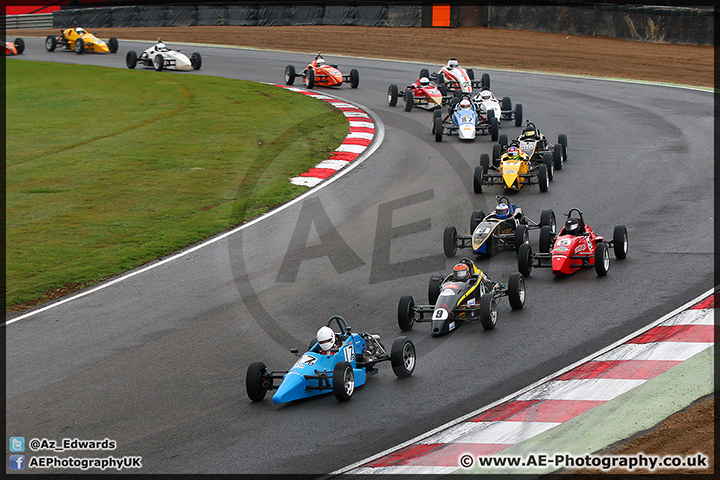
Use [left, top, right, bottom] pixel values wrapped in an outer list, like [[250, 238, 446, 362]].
[[433, 309, 449, 320], [343, 345, 355, 362]]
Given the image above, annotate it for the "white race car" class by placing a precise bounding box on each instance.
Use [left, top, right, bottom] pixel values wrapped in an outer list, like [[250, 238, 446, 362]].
[[425, 58, 490, 96], [473, 89, 523, 127], [126, 40, 201, 71]]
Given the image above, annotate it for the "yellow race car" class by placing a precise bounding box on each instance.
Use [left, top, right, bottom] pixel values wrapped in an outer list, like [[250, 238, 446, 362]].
[[45, 27, 118, 54], [474, 144, 553, 193]]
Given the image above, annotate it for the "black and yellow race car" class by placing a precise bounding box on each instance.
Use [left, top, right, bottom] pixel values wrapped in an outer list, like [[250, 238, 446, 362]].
[[397, 258, 525, 335], [493, 120, 567, 169], [443, 196, 556, 258]]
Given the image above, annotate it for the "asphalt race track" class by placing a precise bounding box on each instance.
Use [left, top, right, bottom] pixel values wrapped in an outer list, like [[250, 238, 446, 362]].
[[6, 39, 714, 475]]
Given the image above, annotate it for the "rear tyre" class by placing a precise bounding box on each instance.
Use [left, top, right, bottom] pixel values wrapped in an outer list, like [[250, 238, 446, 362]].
[[507, 272, 526, 310], [333, 361, 354, 402], [404, 87, 414, 111], [514, 224, 529, 252], [390, 337, 416, 378], [538, 164, 549, 192], [540, 210, 556, 232], [613, 225, 628, 259], [466, 68, 475, 80], [387, 84, 399, 106], [539, 225, 553, 254], [191, 52, 202, 70], [479, 293, 497, 330], [514, 103, 523, 126], [350, 68, 359, 88], [438, 84, 448, 96], [108, 37, 118, 53], [45, 35, 57, 52], [518, 243, 533, 277], [498, 134, 508, 147], [428, 274, 443, 305], [490, 117, 499, 142], [398, 295, 416, 331], [125, 50, 137, 69], [471, 210, 485, 231], [553, 143, 564, 170], [284, 65, 296, 85], [246, 362, 268, 402], [595, 242, 610, 276], [434, 117, 443, 142], [14, 38, 25, 54], [473, 166, 484, 193], [431, 109, 441, 133], [480, 154, 490, 174], [74, 38, 84, 54], [443, 226, 458, 258], [306, 68, 315, 89], [153, 53, 164, 71]]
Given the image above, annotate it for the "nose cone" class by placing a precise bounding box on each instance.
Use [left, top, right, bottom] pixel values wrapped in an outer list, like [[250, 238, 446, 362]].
[[458, 125, 476, 139], [271, 372, 303, 404], [503, 172, 519, 190], [552, 255, 572, 274], [428, 92, 442, 106]]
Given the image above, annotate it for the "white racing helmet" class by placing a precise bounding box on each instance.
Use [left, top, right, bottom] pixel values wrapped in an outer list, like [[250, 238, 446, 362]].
[[316, 326, 335, 351], [419, 76, 430, 86], [459, 98, 471, 109], [316, 57, 325, 66], [448, 58, 459, 69], [75, 27, 85, 35], [480, 90, 492, 100]]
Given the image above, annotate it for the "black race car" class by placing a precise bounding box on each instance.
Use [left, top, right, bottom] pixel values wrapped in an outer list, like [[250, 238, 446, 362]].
[[397, 258, 525, 335], [493, 121, 568, 170], [444, 196, 556, 258]]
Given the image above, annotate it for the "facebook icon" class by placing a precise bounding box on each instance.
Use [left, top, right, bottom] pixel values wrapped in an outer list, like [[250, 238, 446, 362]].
[[9, 455, 25, 470]]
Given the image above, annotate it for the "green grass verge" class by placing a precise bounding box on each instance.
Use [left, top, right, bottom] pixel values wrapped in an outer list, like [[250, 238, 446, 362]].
[[6, 60, 349, 308]]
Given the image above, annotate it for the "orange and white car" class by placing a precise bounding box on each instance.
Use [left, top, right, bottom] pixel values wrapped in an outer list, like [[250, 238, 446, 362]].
[[3, 38, 24, 55], [284, 53, 359, 89]]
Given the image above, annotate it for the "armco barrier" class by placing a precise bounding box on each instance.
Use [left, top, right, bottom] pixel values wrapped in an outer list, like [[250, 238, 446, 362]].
[[5, 13, 54, 29]]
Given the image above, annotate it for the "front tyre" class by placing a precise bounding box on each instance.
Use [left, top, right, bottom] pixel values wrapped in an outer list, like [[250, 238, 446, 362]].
[[518, 243, 533, 277], [404, 87, 414, 111], [74, 38, 84, 54], [349, 68, 359, 88], [390, 337, 416, 378], [387, 84, 399, 106], [398, 295, 416, 331], [333, 361, 354, 402], [443, 226, 458, 258], [539, 225, 553, 254], [473, 166, 484, 193], [434, 117, 443, 142], [540, 209, 556, 232], [490, 117, 499, 142], [595, 242, 610, 276], [507, 272, 526, 310], [126, 50, 137, 69], [479, 293, 498, 330], [613, 225, 628, 259], [514, 103, 523, 127], [191, 52, 202, 70], [428, 274, 443, 305], [538, 164, 549, 192], [45, 35, 57, 52], [284, 64, 296, 85], [153, 54, 164, 71], [480, 153, 490, 174], [553, 143, 564, 170], [246, 361, 268, 402]]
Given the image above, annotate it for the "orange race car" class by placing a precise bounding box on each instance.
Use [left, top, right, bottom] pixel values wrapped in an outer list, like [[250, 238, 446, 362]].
[[45, 27, 118, 54], [284, 53, 359, 89], [3, 38, 24, 55]]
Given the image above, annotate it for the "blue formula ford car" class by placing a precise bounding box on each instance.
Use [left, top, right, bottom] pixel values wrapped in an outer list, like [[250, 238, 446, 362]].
[[246, 316, 416, 403]]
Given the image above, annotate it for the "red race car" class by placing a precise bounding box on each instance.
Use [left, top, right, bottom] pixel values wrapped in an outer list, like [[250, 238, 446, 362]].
[[284, 52, 359, 89], [517, 208, 628, 277], [387, 75, 453, 111], [3, 37, 24, 55]]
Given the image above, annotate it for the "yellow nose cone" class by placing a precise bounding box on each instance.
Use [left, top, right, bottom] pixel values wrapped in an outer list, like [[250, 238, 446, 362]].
[[503, 172, 520, 190]]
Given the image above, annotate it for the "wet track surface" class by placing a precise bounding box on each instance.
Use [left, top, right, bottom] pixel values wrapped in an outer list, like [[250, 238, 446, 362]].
[[6, 39, 714, 474]]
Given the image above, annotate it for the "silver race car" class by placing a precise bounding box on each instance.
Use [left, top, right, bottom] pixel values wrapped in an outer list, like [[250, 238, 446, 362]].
[[126, 39, 201, 72]]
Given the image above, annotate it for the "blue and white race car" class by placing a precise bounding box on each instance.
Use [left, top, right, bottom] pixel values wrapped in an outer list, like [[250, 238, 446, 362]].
[[246, 316, 416, 403], [432, 96, 499, 142]]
